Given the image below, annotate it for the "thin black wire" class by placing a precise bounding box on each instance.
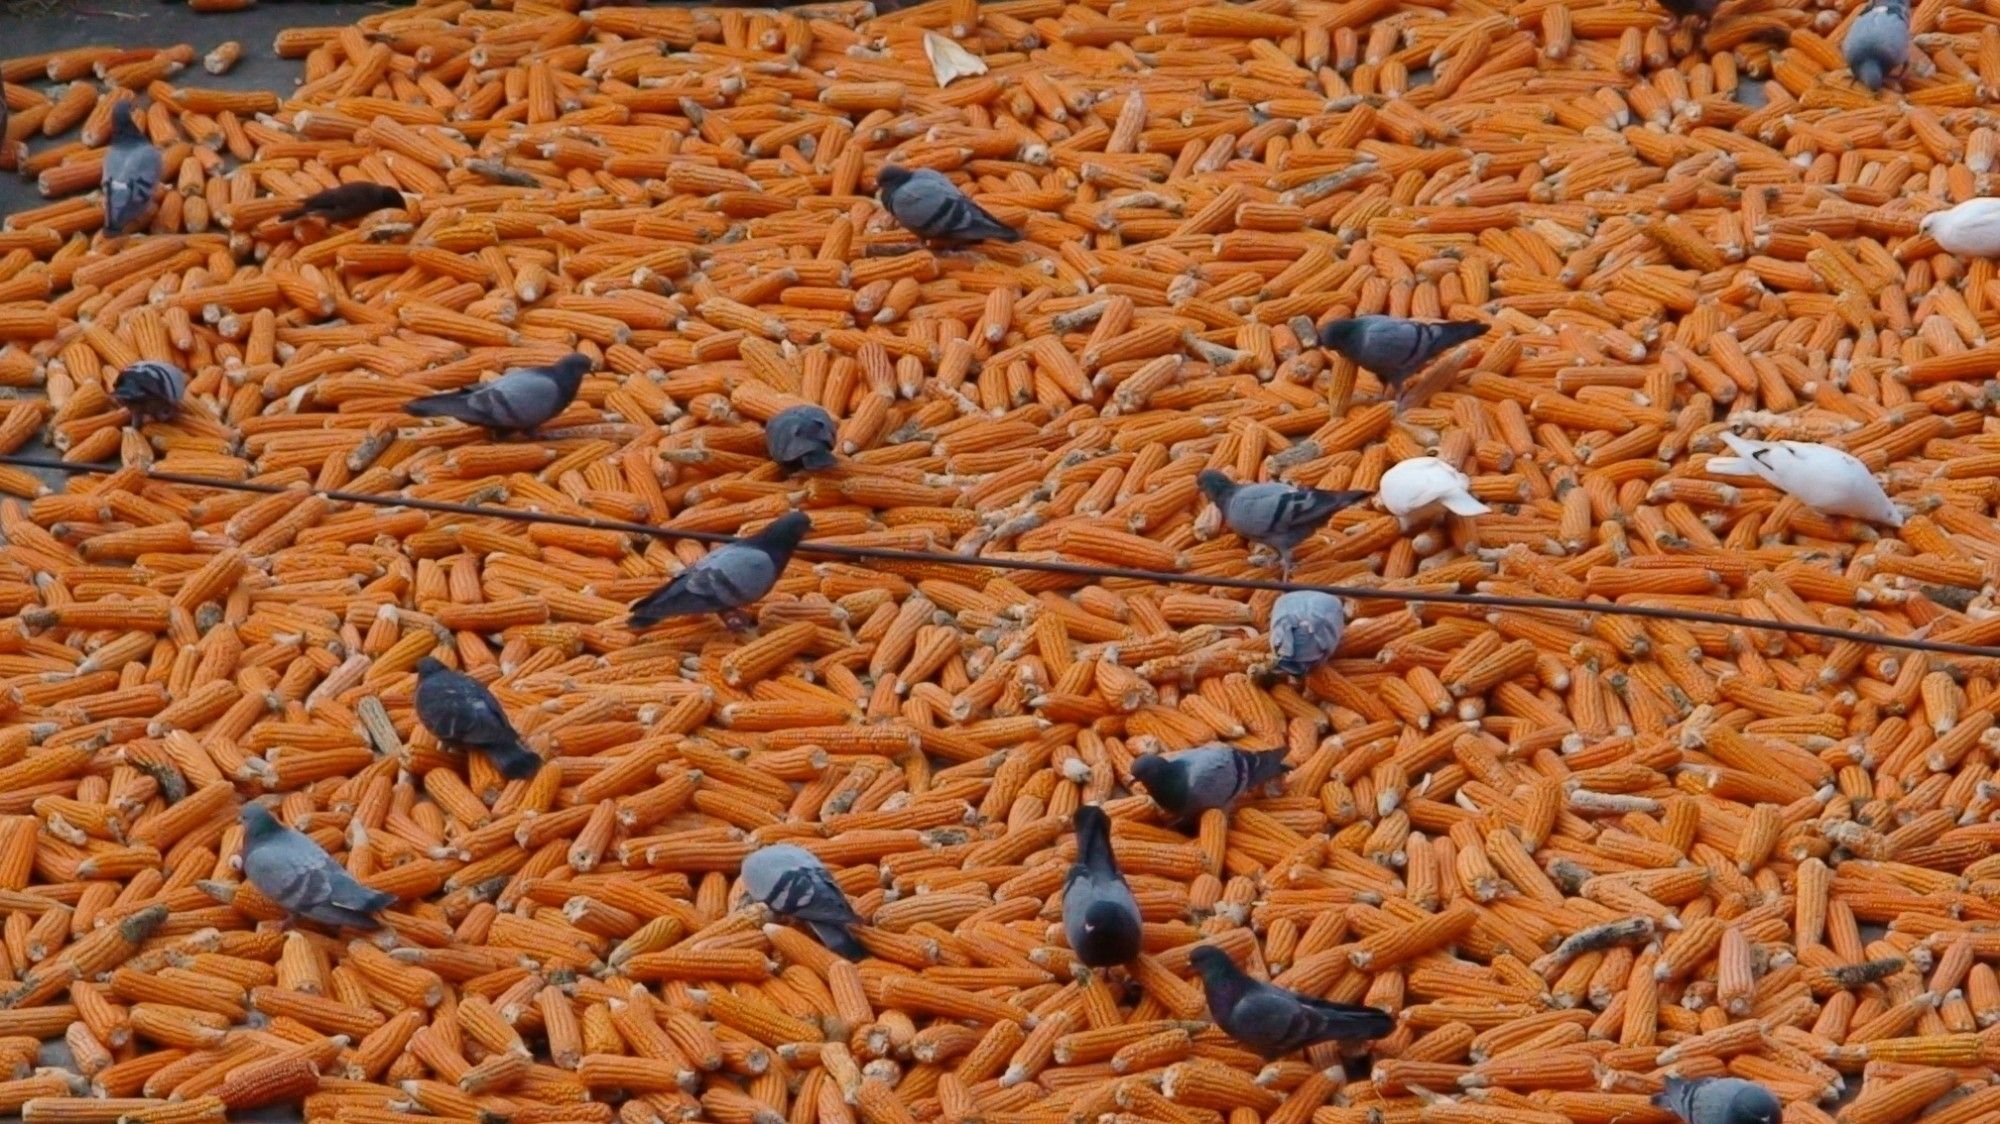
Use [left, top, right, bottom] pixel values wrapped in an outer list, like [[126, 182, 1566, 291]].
[[4, 451, 1995, 658]]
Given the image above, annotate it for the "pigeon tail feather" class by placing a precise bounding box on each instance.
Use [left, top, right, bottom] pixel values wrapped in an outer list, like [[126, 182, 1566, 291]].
[[1440, 491, 1491, 516], [810, 921, 867, 960], [404, 390, 474, 418], [483, 740, 542, 781]]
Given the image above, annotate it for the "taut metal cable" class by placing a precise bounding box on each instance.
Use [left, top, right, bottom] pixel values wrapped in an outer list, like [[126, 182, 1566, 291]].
[[3, 451, 1995, 658]]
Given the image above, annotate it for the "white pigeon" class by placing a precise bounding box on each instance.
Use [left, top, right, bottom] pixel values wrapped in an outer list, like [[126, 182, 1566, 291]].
[[1920, 199, 2000, 257], [1706, 432, 1904, 527], [1377, 456, 1490, 528]]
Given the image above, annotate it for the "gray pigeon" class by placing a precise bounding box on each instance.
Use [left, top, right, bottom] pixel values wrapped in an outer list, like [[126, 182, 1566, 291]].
[[101, 107, 163, 235], [112, 361, 186, 425], [1197, 471, 1371, 577], [877, 165, 1021, 246], [413, 657, 540, 781], [282, 182, 406, 224], [1652, 1077, 1782, 1124], [404, 353, 591, 435], [1845, 0, 1908, 91], [629, 511, 812, 628], [1188, 945, 1394, 1059], [1063, 806, 1141, 968], [741, 843, 865, 959], [766, 404, 838, 474], [1129, 744, 1289, 829], [1317, 316, 1487, 396], [239, 803, 395, 930], [1268, 590, 1345, 677]]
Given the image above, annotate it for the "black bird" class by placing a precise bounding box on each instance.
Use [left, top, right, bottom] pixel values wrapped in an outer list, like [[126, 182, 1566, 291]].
[[412, 657, 541, 781], [1063, 806, 1142, 968], [1189, 945, 1394, 1059], [282, 182, 406, 224]]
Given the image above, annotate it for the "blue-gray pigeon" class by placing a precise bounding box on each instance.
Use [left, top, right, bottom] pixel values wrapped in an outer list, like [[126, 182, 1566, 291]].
[[405, 353, 591, 435], [742, 842, 865, 959], [1197, 471, 1370, 577], [239, 803, 395, 930], [1317, 316, 1487, 396], [765, 404, 838, 474], [101, 107, 163, 235], [1652, 1077, 1782, 1124], [1129, 744, 1289, 829], [112, 361, 186, 425], [877, 165, 1020, 245], [629, 512, 811, 628]]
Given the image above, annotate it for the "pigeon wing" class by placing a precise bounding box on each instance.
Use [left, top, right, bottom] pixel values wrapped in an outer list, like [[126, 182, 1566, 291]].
[[1345, 319, 1429, 379], [103, 142, 162, 230], [895, 170, 1018, 242], [767, 867, 861, 925], [247, 843, 338, 914], [1229, 988, 1317, 1057], [321, 865, 396, 914], [460, 371, 565, 431], [422, 675, 515, 747], [631, 546, 776, 621], [1271, 487, 1369, 536], [1179, 746, 1251, 809]]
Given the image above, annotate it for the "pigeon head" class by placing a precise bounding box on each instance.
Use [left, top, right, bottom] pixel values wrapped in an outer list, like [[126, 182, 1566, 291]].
[[1187, 945, 1235, 982], [111, 368, 157, 407], [1854, 57, 1885, 90], [1129, 753, 1186, 807], [1317, 318, 1360, 349], [109, 106, 146, 142], [1196, 470, 1237, 506], [876, 165, 913, 201], [754, 510, 813, 551], [239, 802, 282, 839], [549, 353, 593, 389], [415, 656, 446, 677], [1730, 1084, 1782, 1124], [1920, 211, 1941, 235]]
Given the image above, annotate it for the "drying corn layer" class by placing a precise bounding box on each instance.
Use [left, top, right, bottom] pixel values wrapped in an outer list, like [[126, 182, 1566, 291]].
[[5, 0, 2000, 1122]]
